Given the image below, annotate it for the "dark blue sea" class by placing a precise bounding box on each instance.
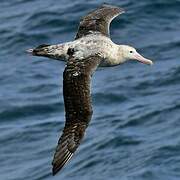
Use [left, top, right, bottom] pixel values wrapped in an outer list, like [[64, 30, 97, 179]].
[[0, 0, 180, 180]]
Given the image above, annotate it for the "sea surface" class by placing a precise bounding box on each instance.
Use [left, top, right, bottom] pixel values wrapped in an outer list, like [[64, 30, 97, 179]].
[[0, 0, 180, 180]]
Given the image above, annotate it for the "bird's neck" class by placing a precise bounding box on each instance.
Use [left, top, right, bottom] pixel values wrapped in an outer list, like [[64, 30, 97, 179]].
[[99, 44, 126, 67], [114, 45, 127, 64]]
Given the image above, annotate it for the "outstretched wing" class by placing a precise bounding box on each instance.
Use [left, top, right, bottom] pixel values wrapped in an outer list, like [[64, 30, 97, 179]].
[[75, 4, 125, 39], [52, 54, 102, 175]]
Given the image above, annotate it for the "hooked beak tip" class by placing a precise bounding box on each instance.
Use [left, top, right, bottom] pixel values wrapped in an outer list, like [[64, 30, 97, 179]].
[[140, 59, 154, 66], [149, 61, 154, 66], [144, 59, 154, 66]]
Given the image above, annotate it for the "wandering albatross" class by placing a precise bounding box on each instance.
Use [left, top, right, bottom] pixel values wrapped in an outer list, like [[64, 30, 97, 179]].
[[27, 4, 153, 175]]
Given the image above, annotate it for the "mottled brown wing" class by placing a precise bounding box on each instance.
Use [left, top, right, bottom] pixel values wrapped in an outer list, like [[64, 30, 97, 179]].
[[52, 55, 102, 175], [75, 4, 125, 39]]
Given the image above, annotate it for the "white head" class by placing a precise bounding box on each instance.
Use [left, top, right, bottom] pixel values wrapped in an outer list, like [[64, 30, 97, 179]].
[[120, 45, 153, 65]]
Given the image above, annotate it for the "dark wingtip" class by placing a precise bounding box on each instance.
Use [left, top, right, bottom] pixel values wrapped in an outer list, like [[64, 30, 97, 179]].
[[52, 163, 65, 176], [52, 167, 59, 176], [52, 163, 63, 176], [52, 152, 74, 176]]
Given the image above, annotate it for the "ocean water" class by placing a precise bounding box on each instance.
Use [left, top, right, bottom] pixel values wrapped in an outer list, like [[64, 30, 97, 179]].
[[0, 0, 180, 180]]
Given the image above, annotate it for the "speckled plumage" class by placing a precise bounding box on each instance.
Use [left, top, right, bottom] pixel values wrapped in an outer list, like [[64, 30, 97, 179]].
[[41, 33, 131, 68], [31, 4, 125, 67], [51, 4, 125, 175], [28, 3, 153, 176]]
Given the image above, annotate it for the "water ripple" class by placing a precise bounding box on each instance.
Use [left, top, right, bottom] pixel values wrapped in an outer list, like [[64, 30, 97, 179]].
[[0, 1, 180, 180]]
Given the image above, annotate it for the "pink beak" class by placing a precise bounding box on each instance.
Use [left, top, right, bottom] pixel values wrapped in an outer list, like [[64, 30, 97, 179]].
[[134, 52, 153, 65]]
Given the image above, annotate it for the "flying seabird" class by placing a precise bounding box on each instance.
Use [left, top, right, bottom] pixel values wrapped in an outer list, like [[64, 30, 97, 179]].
[[27, 4, 153, 175]]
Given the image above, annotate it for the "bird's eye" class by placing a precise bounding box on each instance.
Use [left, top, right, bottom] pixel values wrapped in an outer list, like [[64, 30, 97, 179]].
[[130, 51, 133, 53]]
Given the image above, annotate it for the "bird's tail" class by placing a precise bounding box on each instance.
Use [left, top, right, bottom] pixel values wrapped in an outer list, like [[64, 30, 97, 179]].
[[26, 43, 69, 61]]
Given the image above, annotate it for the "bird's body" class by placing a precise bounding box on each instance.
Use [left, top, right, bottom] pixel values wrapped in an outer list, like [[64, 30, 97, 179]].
[[27, 4, 153, 176], [34, 33, 126, 67]]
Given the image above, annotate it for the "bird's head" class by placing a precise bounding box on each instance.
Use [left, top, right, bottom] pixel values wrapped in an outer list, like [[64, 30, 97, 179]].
[[120, 45, 153, 65]]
